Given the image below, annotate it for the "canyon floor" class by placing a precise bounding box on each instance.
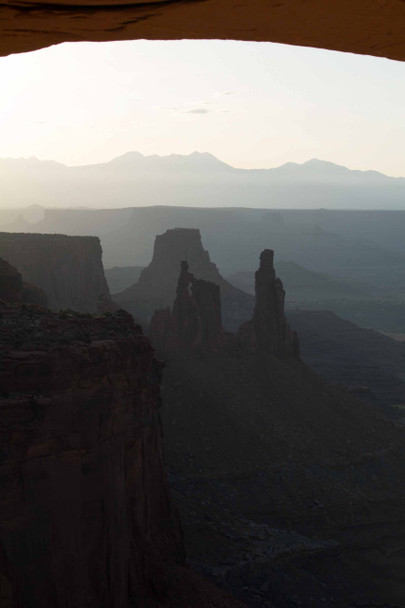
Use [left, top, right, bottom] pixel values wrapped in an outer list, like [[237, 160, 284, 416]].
[[159, 350, 405, 607]]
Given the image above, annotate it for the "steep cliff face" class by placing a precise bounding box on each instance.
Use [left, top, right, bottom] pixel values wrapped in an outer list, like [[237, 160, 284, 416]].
[[150, 261, 225, 351], [115, 228, 253, 331], [0, 232, 112, 313], [0, 256, 47, 306], [0, 303, 245, 608], [0, 305, 179, 607], [237, 250, 299, 357]]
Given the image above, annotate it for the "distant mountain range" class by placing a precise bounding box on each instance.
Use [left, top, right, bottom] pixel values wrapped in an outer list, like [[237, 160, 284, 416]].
[[1, 151, 405, 209]]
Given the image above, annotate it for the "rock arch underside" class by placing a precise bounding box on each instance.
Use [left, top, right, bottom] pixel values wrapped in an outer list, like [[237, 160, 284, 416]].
[[1, 0, 405, 61]]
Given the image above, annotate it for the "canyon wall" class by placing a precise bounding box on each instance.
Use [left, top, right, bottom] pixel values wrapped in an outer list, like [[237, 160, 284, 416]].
[[0, 305, 182, 607], [0, 232, 112, 313], [0, 301, 244, 608]]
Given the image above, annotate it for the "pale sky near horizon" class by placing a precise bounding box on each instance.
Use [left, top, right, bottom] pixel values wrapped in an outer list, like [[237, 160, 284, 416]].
[[1, 39, 405, 176]]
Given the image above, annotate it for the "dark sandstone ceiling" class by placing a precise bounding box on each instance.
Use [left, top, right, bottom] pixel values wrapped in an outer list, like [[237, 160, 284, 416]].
[[1, 0, 405, 60]]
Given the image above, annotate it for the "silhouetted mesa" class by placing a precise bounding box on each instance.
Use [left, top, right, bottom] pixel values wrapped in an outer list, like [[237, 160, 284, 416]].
[[115, 228, 254, 331], [150, 260, 225, 351], [237, 249, 299, 357], [0, 255, 47, 306], [0, 232, 113, 313]]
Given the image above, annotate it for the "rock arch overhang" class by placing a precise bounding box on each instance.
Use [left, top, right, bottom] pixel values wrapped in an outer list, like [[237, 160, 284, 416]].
[[1, 0, 405, 61]]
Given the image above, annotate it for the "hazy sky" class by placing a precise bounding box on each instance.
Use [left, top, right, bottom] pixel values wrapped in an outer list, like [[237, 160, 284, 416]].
[[1, 39, 405, 175]]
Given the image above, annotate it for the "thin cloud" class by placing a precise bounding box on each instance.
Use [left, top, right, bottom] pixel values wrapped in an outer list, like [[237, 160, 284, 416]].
[[155, 93, 235, 114], [185, 108, 210, 114]]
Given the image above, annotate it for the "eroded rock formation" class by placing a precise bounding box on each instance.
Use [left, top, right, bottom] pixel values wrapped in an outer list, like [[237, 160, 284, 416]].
[[0, 232, 112, 313], [0, 302, 245, 608], [150, 248, 298, 358], [116, 228, 253, 331], [237, 249, 299, 357], [0, 255, 47, 306], [150, 260, 225, 351]]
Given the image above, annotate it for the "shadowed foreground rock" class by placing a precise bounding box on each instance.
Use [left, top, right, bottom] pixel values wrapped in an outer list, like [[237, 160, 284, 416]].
[[0, 302, 245, 608]]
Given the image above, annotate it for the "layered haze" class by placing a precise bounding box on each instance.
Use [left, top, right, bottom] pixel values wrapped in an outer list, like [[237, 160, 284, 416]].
[[1, 151, 405, 210]]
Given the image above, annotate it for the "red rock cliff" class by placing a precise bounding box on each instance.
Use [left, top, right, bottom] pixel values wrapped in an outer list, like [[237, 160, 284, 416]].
[[0, 232, 112, 313], [0, 305, 181, 607], [0, 302, 245, 608]]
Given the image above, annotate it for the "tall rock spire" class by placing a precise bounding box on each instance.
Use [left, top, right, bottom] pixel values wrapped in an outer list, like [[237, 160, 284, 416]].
[[238, 249, 299, 357]]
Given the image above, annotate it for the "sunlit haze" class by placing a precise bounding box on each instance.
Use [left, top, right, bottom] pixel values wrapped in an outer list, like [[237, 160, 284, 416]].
[[1, 39, 405, 176]]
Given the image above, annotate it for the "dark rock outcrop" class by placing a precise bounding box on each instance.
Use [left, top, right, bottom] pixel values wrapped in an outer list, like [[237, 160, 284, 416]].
[[237, 249, 299, 357], [0, 302, 245, 608], [0, 232, 112, 313], [150, 261, 225, 351], [0, 255, 47, 306], [115, 228, 254, 331]]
